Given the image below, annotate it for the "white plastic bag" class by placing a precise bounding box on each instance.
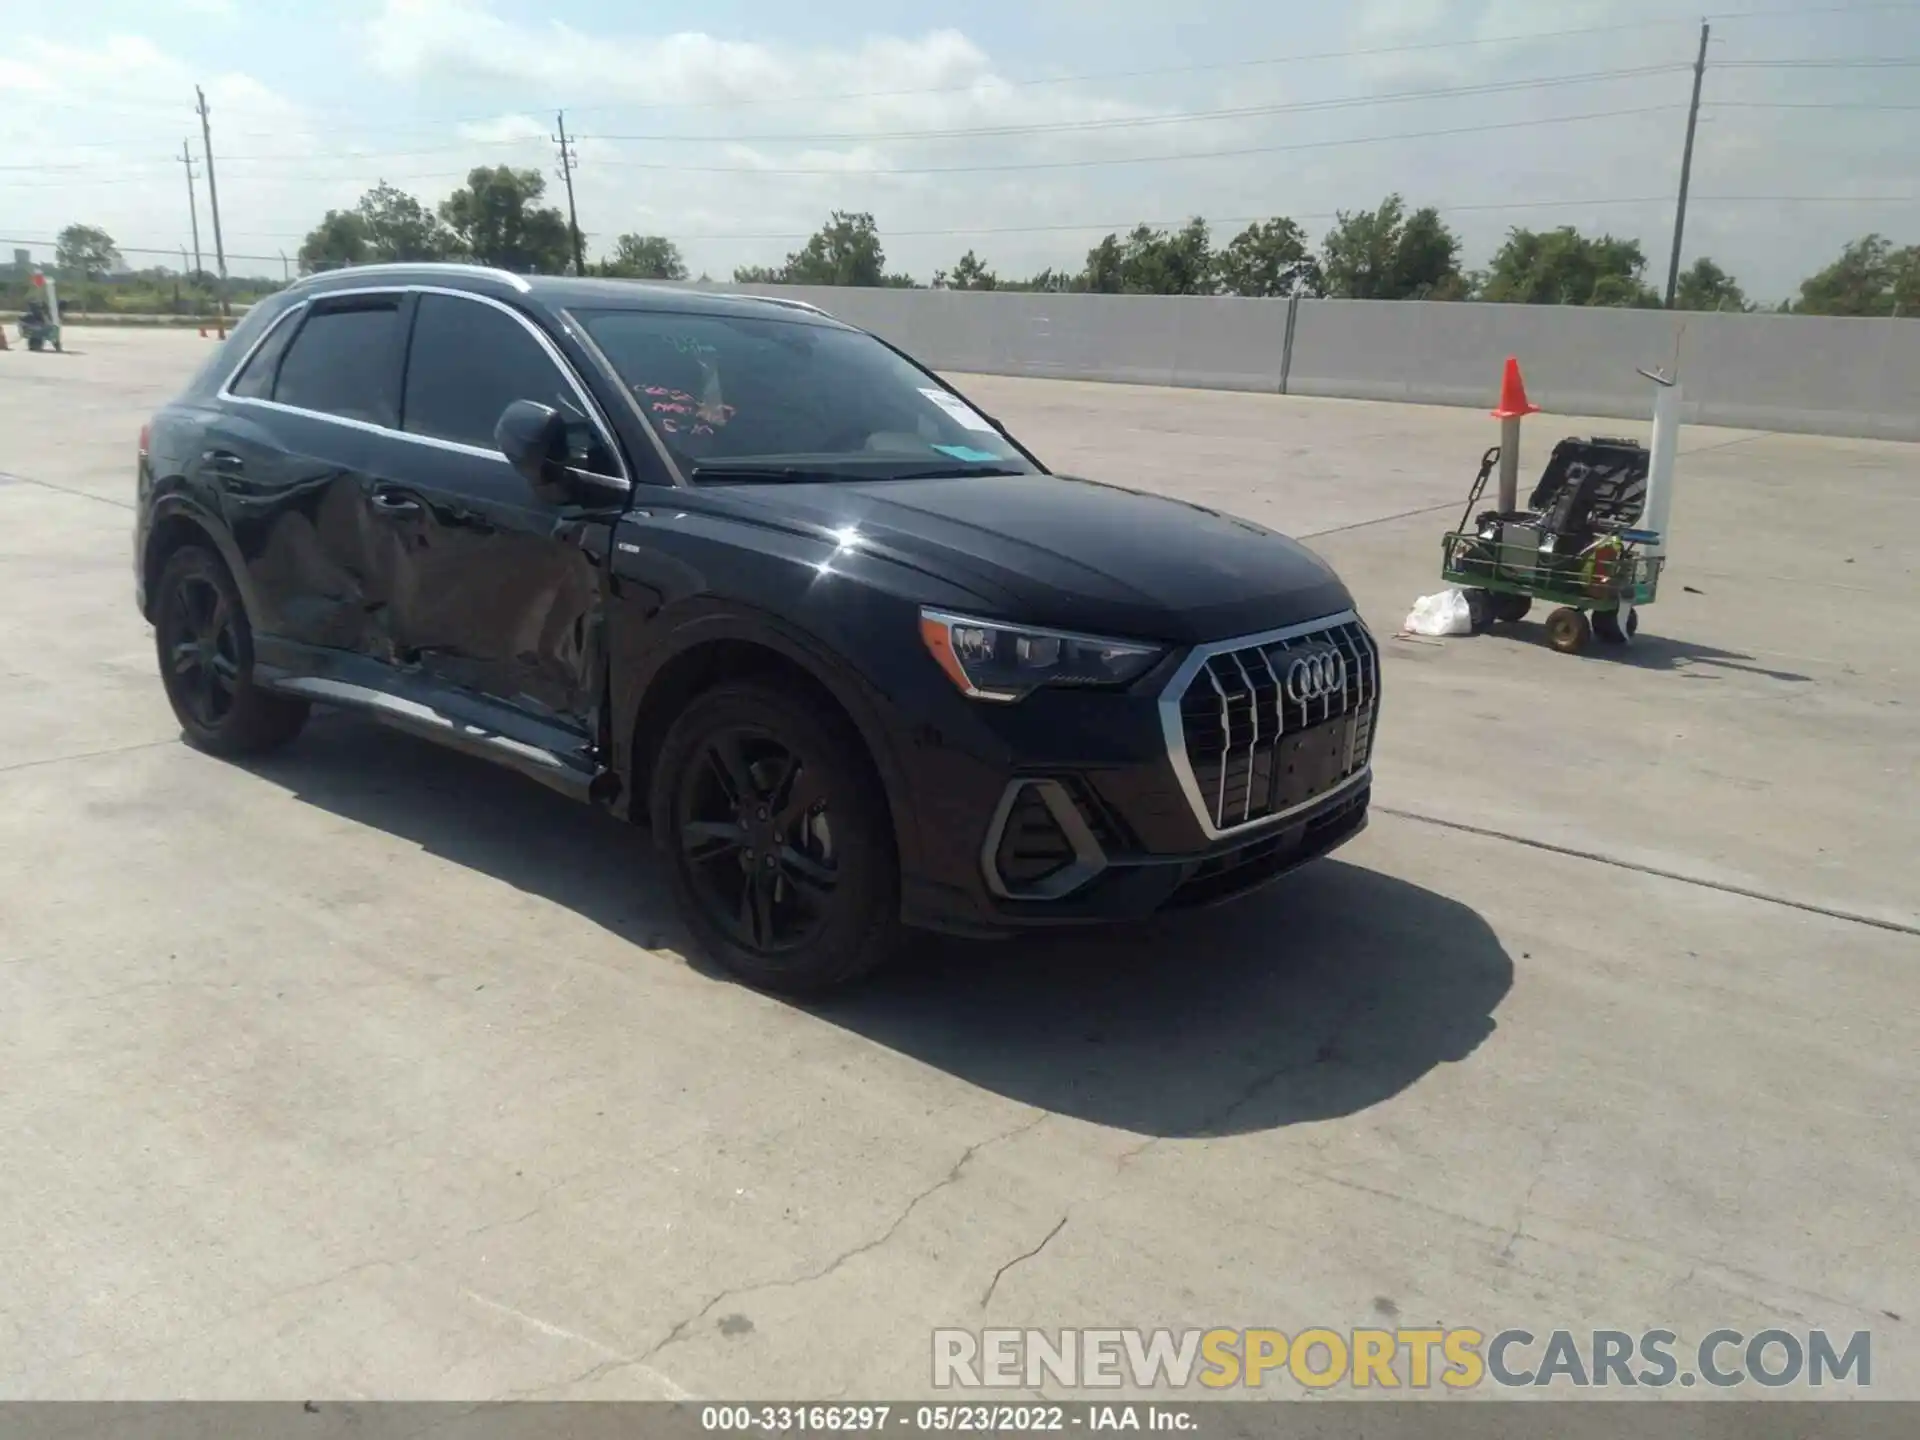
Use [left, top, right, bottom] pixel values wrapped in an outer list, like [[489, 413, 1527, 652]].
[[1403, 588, 1474, 637]]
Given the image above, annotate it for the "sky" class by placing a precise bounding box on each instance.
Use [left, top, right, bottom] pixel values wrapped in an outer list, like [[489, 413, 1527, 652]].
[[0, 0, 1915, 302]]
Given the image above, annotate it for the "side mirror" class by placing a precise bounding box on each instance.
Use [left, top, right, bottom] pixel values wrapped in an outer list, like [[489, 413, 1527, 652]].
[[496, 400, 570, 499]]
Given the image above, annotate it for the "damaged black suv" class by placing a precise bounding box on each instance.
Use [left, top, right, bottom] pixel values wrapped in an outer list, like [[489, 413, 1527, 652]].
[[135, 264, 1380, 992]]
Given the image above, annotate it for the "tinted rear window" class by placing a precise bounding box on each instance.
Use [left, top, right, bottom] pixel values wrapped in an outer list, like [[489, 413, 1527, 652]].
[[227, 308, 302, 399], [273, 301, 402, 426]]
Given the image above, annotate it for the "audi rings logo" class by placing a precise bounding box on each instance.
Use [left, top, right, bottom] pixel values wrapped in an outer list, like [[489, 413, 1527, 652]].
[[1285, 649, 1347, 704]]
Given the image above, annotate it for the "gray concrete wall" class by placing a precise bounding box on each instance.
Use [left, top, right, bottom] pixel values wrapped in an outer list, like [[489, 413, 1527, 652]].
[[700, 283, 1918, 442]]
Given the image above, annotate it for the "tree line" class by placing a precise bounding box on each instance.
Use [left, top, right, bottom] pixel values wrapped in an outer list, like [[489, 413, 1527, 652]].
[[33, 168, 1920, 318]]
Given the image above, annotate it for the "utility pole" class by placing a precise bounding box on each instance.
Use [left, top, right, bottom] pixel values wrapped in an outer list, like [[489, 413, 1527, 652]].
[[1664, 20, 1710, 309], [280, 250, 290, 284], [195, 85, 231, 317], [179, 140, 204, 282], [554, 110, 585, 276]]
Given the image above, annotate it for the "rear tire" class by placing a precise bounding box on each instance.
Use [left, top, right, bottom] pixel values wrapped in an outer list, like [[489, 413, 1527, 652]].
[[1488, 592, 1533, 624], [153, 545, 309, 756], [651, 680, 900, 994]]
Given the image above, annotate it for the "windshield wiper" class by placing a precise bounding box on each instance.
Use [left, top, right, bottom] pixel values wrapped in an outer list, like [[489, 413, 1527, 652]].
[[688, 462, 874, 483], [689, 460, 1027, 483], [880, 465, 1027, 480]]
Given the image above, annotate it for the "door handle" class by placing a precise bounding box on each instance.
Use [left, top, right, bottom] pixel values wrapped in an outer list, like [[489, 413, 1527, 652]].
[[370, 488, 423, 517]]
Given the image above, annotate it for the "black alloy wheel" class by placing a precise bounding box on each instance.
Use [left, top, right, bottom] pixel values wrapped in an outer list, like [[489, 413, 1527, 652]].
[[153, 546, 309, 755], [161, 570, 242, 730], [653, 680, 899, 993], [678, 726, 838, 954]]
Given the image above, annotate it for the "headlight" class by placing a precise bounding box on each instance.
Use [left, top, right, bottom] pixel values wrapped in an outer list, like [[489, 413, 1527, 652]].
[[918, 608, 1165, 702]]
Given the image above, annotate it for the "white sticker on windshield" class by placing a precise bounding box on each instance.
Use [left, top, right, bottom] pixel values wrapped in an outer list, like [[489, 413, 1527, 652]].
[[920, 387, 998, 433]]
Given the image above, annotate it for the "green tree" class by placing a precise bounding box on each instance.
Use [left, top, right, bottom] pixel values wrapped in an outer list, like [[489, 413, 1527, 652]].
[[437, 166, 572, 274], [783, 211, 888, 286], [1082, 234, 1126, 293], [1320, 196, 1462, 299], [56, 223, 121, 279], [935, 249, 998, 290], [356, 181, 460, 262], [1215, 217, 1319, 297], [1480, 226, 1658, 306], [297, 210, 372, 273], [1795, 234, 1919, 316], [1673, 257, 1748, 312], [600, 233, 688, 280], [1079, 218, 1215, 295], [733, 212, 913, 286]]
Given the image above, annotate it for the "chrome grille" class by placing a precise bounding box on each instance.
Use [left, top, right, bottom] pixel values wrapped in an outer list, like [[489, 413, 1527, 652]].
[[1170, 615, 1379, 834]]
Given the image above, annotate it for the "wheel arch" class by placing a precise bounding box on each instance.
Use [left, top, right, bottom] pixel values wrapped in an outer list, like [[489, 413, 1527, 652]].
[[141, 495, 259, 626], [618, 614, 922, 879]]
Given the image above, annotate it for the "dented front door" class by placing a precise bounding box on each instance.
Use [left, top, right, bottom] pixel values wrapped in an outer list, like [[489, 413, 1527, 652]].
[[361, 433, 606, 735]]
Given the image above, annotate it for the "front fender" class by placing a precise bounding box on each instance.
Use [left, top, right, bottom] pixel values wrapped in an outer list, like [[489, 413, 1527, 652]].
[[608, 594, 925, 883]]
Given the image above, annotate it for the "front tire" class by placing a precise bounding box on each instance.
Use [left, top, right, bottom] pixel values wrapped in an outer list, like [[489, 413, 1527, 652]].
[[651, 680, 900, 994], [154, 545, 309, 756], [1545, 606, 1592, 655]]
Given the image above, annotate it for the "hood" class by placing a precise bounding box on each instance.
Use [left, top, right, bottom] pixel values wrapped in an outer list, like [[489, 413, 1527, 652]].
[[687, 471, 1353, 643]]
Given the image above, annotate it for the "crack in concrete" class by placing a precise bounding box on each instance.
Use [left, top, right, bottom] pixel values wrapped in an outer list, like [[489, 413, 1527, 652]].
[[1376, 804, 1920, 938], [1499, 1120, 1562, 1261], [979, 1214, 1068, 1309], [636, 1113, 1051, 1367], [0, 738, 179, 778], [0, 469, 136, 510]]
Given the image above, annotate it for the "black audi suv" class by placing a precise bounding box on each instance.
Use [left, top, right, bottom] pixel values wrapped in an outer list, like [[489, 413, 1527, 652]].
[[135, 264, 1380, 992]]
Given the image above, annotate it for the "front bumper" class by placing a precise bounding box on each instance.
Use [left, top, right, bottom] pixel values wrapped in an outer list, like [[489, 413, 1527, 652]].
[[896, 610, 1380, 937]]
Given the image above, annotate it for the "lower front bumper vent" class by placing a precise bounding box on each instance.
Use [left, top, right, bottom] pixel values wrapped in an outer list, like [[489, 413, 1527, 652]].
[[982, 779, 1109, 901]]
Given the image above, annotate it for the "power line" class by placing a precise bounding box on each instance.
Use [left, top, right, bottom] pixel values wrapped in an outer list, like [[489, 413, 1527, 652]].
[[0, 103, 1689, 188], [579, 105, 1690, 176], [0, 63, 1692, 173], [572, 65, 1690, 145], [1705, 99, 1920, 108]]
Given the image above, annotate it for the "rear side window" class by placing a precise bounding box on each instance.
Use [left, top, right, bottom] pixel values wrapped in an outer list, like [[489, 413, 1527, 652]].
[[402, 292, 618, 474], [272, 300, 403, 426], [226, 307, 302, 399]]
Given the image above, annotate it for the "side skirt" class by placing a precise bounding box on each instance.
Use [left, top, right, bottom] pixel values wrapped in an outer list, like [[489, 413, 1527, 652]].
[[252, 636, 608, 805]]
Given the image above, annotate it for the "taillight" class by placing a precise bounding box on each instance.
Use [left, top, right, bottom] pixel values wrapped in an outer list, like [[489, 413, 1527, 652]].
[[137, 422, 150, 457]]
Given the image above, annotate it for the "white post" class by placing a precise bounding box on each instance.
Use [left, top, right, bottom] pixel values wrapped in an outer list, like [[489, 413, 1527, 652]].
[[1496, 416, 1522, 512], [1640, 379, 1681, 560], [43, 275, 60, 329]]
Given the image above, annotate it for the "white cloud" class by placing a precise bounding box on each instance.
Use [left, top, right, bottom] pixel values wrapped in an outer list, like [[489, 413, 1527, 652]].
[[458, 113, 549, 145], [0, 0, 1913, 296]]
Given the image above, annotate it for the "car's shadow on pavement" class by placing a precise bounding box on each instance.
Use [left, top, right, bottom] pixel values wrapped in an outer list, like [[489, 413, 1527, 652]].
[[250, 715, 1512, 1140]]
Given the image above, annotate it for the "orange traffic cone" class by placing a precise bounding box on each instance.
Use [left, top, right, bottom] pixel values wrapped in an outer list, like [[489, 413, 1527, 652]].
[[1491, 355, 1541, 419]]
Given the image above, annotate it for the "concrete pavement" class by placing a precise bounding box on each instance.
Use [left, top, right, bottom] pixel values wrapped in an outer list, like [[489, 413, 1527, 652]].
[[1, 328, 1913, 1403]]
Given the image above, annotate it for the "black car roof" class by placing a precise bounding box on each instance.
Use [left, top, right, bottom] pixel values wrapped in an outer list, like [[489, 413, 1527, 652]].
[[287, 264, 851, 328]]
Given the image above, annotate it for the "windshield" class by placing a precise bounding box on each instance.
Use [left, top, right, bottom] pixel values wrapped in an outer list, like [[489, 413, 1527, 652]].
[[578, 307, 1039, 479]]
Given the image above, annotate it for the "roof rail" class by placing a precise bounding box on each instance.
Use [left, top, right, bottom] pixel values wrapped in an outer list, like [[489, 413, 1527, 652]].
[[742, 293, 831, 317], [291, 262, 533, 294]]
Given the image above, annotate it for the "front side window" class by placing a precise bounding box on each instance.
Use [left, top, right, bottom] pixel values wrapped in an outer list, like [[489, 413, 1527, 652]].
[[402, 293, 617, 475], [577, 308, 1039, 480], [272, 300, 403, 426]]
